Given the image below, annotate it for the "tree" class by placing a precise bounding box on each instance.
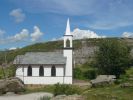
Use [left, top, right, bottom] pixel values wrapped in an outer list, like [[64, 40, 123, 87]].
[[95, 39, 131, 78]]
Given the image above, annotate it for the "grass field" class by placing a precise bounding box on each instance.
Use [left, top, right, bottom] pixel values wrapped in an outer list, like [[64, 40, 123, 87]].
[[83, 85, 133, 100]]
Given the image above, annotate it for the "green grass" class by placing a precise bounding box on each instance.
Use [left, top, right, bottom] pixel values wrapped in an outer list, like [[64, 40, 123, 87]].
[[24, 85, 55, 94], [83, 68, 133, 100], [83, 85, 133, 100]]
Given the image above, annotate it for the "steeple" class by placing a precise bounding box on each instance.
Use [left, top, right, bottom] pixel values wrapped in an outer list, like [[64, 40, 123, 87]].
[[65, 18, 71, 35], [63, 18, 73, 84], [63, 18, 73, 48]]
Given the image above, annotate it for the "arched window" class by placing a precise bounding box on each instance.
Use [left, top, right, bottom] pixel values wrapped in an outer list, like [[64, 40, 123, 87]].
[[51, 65, 56, 76], [39, 65, 44, 76], [27, 65, 32, 76], [66, 39, 70, 48]]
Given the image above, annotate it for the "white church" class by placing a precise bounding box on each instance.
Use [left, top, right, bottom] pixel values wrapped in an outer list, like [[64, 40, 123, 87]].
[[13, 19, 73, 84]]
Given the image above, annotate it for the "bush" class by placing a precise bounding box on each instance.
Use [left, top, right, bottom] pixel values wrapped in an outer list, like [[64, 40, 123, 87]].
[[0, 65, 16, 79], [84, 69, 97, 79], [95, 39, 131, 78], [54, 83, 81, 96], [6, 65, 16, 78], [73, 67, 84, 80], [74, 67, 97, 80]]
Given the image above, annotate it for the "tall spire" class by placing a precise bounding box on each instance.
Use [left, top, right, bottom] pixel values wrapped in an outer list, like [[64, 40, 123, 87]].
[[65, 18, 71, 35]]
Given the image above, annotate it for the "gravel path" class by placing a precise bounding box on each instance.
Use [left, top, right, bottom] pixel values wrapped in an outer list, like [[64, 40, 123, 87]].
[[0, 92, 53, 100]]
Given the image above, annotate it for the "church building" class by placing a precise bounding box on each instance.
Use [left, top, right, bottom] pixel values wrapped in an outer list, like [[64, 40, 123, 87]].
[[13, 19, 73, 84]]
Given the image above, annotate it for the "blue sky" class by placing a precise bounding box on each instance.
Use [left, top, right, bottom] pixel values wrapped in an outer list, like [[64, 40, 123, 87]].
[[0, 0, 133, 50]]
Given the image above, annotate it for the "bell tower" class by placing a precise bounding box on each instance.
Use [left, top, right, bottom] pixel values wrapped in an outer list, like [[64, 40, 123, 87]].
[[63, 18, 73, 84]]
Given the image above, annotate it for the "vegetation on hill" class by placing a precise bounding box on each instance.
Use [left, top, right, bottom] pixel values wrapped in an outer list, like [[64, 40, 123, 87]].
[[0, 40, 82, 64], [0, 38, 133, 65], [95, 39, 131, 78]]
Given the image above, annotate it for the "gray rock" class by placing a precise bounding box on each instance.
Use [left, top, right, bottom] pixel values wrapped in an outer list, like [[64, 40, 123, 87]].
[[120, 83, 133, 88], [51, 94, 84, 100], [51, 95, 66, 100], [0, 77, 25, 94], [90, 75, 116, 87]]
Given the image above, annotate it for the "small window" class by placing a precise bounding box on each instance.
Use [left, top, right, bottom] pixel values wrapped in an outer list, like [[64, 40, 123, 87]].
[[27, 65, 32, 76], [66, 39, 70, 47], [51, 65, 56, 76], [39, 66, 44, 76]]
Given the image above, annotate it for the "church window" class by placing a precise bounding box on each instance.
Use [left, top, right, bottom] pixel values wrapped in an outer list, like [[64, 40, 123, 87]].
[[39, 65, 44, 76], [66, 39, 70, 48], [27, 65, 32, 76], [51, 65, 56, 76]]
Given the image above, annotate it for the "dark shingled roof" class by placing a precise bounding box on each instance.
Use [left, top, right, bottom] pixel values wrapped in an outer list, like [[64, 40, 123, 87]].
[[13, 52, 66, 65]]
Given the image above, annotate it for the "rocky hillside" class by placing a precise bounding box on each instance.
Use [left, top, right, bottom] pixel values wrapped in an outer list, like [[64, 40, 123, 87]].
[[0, 38, 133, 65]]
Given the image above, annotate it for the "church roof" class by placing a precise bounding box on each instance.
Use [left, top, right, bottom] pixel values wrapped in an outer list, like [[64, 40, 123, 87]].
[[13, 52, 66, 65]]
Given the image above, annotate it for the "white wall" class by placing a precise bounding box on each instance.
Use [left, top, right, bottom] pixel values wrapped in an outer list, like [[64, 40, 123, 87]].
[[16, 76, 72, 84], [16, 65, 66, 84], [63, 34, 73, 84], [24, 77, 65, 84], [64, 77, 72, 84], [63, 50, 73, 77], [32, 66, 39, 76], [44, 67, 51, 76]]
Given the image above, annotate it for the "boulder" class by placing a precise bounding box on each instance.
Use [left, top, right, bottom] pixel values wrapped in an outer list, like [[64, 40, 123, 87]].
[[51, 94, 85, 100], [90, 75, 116, 87], [0, 77, 25, 94], [120, 83, 133, 88]]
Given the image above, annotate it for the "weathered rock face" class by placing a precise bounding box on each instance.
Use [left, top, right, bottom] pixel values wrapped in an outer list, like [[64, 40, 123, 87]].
[[0, 77, 25, 94], [73, 39, 133, 65], [51, 94, 85, 100], [74, 46, 98, 65]]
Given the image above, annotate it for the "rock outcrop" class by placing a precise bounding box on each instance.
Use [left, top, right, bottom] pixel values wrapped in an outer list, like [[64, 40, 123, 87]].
[[51, 94, 85, 100], [0, 77, 25, 94], [90, 75, 116, 87]]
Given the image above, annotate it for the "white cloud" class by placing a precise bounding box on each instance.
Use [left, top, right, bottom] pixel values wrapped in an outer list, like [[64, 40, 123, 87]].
[[0, 29, 5, 36], [10, 8, 25, 23], [0, 29, 29, 44], [8, 29, 29, 42], [122, 32, 133, 38], [9, 47, 17, 50], [72, 28, 106, 39], [0, 26, 44, 44], [52, 28, 106, 41], [31, 26, 44, 42]]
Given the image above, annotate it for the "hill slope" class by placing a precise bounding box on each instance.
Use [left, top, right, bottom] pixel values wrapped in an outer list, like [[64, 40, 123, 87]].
[[0, 38, 133, 65]]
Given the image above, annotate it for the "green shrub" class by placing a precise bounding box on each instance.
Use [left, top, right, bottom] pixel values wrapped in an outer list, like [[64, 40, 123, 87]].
[[84, 69, 97, 79], [74, 67, 97, 80], [73, 67, 84, 80], [54, 83, 81, 96], [6, 65, 16, 78], [0, 65, 16, 79]]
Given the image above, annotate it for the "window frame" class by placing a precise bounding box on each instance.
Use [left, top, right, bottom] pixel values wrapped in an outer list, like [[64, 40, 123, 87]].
[[39, 65, 44, 76], [51, 65, 56, 77], [27, 65, 32, 76]]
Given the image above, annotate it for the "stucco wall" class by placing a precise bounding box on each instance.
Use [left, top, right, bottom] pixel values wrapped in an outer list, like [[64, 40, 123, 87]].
[[17, 76, 65, 84], [63, 49, 73, 77], [16, 65, 68, 84]]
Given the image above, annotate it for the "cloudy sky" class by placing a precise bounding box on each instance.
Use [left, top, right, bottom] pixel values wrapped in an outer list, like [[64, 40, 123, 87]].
[[0, 0, 133, 50]]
